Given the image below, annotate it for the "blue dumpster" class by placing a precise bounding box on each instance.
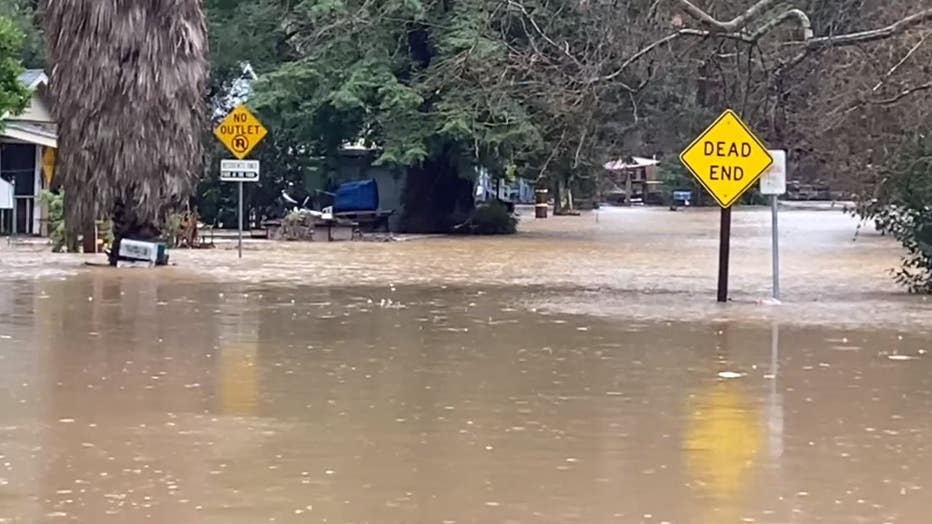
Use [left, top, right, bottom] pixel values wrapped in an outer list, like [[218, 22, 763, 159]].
[[334, 180, 379, 213]]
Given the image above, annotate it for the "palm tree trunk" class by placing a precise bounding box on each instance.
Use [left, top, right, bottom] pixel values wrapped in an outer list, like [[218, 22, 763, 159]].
[[44, 1, 209, 258]]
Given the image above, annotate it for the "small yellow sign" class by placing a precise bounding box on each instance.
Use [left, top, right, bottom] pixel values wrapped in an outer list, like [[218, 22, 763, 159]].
[[213, 104, 268, 160], [680, 110, 773, 208], [42, 147, 56, 186]]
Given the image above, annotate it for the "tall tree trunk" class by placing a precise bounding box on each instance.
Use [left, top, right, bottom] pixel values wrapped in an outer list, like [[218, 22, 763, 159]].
[[554, 175, 575, 215], [401, 153, 474, 233], [44, 1, 209, 256], [552, 178, 563, 214]]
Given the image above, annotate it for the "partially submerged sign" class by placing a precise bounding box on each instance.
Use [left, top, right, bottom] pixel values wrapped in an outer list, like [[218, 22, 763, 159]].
[[680, 110, 773, 208], [118, 239, 168, 266], [214, 104, 268, 160]]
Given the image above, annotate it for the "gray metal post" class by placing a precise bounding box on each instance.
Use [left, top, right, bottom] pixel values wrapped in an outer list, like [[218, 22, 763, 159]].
[[771, 194, 780, 301], [10, 178, 16, 243], [238, 181, 244, 259]]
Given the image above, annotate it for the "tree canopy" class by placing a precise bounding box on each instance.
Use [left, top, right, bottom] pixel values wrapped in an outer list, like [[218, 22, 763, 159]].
[[0, 10, 33, 124], [244, 0, 932, 193], [0, 0, 42, 68]]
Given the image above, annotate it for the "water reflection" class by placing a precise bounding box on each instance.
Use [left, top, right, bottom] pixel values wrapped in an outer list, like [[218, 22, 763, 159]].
[[683, 323, 764, 523], [218, 297, 259, 417], [767, 324, 784, 461], [686, 381, 763, 498]]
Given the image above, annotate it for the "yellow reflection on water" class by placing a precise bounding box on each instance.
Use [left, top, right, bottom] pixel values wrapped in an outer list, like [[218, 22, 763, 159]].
[[220, 342, 258, 415], [684, 380, 763, 519]]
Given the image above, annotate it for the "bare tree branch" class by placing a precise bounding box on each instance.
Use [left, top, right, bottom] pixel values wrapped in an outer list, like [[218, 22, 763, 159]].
[[872, 33, 928, 92], [596, 5, 932, 85], [748, 9, 813, 40], [872, 82, 932, 105], [536, 129, 566, 182], [676, 0, 782, 33], [593, 28, 760, 83], [802, 8, 932, 48], [507, 0, 584, 68]]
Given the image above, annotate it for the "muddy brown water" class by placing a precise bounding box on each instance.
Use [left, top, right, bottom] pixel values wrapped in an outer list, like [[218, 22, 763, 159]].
[[0, 208, 930, 523]]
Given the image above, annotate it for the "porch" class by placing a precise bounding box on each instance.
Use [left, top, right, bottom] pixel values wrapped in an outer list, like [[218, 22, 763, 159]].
[[0, 70, 57, 237]]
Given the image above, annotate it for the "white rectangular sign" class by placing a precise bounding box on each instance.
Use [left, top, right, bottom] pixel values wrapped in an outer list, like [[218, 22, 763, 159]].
[[119, 239, 159, 263], [220, 159, 260, 183], [760, 150, 786, 196], [0, 178, 12, 209], [221, 160, 260, 173]]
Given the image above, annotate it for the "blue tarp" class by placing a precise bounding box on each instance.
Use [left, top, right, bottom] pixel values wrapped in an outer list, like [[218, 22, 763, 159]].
[[334, 179, 379, 213]]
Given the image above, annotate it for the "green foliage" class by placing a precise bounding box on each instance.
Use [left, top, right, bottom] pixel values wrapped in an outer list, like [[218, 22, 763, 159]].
[[0, 14, 29, 118], [0, 0, 42, 68], [249, 0, 540, 171], [241, 0, 556, 231], [40, 190, 70, 252], [855, 132, 932, 293], [205, 0, 289, 100], [44, 189, 115, 252], [196, 0, 300, 226]]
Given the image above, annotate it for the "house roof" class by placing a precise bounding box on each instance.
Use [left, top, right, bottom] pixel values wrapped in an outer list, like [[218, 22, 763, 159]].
[[2, 122, 57, 148], [603, 156, 660, 172], [18, 69, 48, 90]]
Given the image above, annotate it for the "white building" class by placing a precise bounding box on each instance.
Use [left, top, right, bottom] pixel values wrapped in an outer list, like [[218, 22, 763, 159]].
[[1, 69, 57, 236]]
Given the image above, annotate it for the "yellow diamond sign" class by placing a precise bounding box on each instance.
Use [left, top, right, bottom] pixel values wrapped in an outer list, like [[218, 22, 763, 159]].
[[214, 104, 269, 160], [680, 110, 773, 208]]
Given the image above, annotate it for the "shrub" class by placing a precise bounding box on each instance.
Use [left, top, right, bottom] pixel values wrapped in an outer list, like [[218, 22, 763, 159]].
[[469, 201, 517, 235], [39, 190, 70, 252], [855, 133, 932, 293]]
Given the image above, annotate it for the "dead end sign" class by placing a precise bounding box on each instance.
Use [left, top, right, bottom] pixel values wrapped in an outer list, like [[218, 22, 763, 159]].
[[680, 110, 773, 208]]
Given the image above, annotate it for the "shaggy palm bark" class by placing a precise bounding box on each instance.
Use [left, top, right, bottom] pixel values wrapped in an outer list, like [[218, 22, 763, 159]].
[[44, 0, 208, 264]]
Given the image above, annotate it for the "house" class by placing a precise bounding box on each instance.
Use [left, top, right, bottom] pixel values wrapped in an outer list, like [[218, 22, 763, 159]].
[[603, 156, 663, 205], [0, 69, 57, 236]]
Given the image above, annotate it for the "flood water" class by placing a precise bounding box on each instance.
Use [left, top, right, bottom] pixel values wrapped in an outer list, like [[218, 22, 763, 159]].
[[0, 207, 930, 523]]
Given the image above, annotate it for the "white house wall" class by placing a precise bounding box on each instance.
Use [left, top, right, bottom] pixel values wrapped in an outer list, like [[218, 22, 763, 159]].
[[17, 88, 54, 125]]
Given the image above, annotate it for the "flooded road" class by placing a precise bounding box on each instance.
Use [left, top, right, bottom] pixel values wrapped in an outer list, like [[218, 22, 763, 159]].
[[1, 208, 930, 523]]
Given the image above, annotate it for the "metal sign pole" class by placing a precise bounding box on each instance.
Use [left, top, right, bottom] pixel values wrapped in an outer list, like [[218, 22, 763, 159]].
[[220, 160, 260, 260], [760, 149, 786, 303], [771, 194, 780, 301], [10, 179, 16, 243], [238, 180, 244, 259], [717, 206, 731, 303]]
